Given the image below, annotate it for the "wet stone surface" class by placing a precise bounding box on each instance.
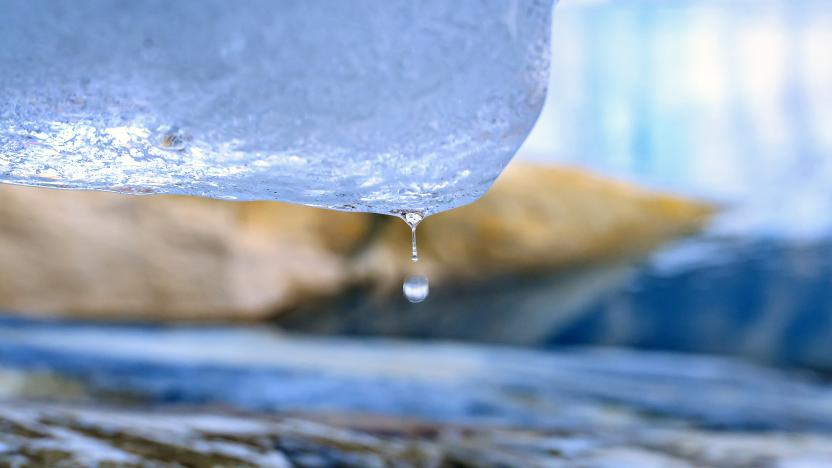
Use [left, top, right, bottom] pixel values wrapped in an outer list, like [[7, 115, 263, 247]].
[[1, 403, 832, 467]]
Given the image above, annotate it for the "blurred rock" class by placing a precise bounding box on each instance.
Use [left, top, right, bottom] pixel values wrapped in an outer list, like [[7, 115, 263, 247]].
[[359, 165, 714, 290], [0, 165, 712, 321], [0, 187, 370, 321]]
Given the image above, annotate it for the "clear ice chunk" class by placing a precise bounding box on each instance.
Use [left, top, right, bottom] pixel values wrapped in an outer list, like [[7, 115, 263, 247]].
[[0, 0, 553, 215]]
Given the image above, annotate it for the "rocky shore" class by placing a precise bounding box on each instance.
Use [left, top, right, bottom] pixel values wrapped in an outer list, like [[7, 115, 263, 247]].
[[1, 319, 832, 466]]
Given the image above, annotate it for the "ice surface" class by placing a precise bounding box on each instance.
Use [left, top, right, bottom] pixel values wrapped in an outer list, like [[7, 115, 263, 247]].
[[0, 0, 553, 216]]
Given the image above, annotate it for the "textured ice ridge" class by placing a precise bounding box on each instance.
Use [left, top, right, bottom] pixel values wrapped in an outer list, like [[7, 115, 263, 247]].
[[0, 0, 553, 215]]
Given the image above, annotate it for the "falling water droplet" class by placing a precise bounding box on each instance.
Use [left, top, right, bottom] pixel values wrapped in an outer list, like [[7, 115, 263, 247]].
[[398, 211, 429, 302], [403, 275, 429, 303]]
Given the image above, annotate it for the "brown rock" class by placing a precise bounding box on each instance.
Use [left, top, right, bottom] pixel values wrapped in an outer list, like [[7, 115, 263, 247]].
[[0, 164, 713, 321], [0, 187, 370, 321], [357, 164, 714, 289]]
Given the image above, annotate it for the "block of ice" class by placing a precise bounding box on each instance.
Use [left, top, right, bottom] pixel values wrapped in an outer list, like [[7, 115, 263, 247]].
[[0, 0, 553, 215]]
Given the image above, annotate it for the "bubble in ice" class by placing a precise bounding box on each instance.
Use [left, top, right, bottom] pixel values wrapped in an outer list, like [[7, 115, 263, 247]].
[[155, 126, 189, 151], [403, 275, 429, 303]]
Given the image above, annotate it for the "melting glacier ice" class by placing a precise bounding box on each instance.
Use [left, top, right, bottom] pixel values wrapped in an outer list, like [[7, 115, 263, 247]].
[[0, 0, 553, 216]]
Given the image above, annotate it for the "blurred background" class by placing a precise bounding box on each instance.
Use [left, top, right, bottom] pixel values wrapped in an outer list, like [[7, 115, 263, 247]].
[[522, 0, 832, 369], [279, 0, 832, 371], [526, 0, 832, 240], [2, 0, 832, 465]]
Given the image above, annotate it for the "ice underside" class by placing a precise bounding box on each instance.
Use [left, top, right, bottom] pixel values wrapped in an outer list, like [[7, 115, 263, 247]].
[[0, 0, 552, 216]]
